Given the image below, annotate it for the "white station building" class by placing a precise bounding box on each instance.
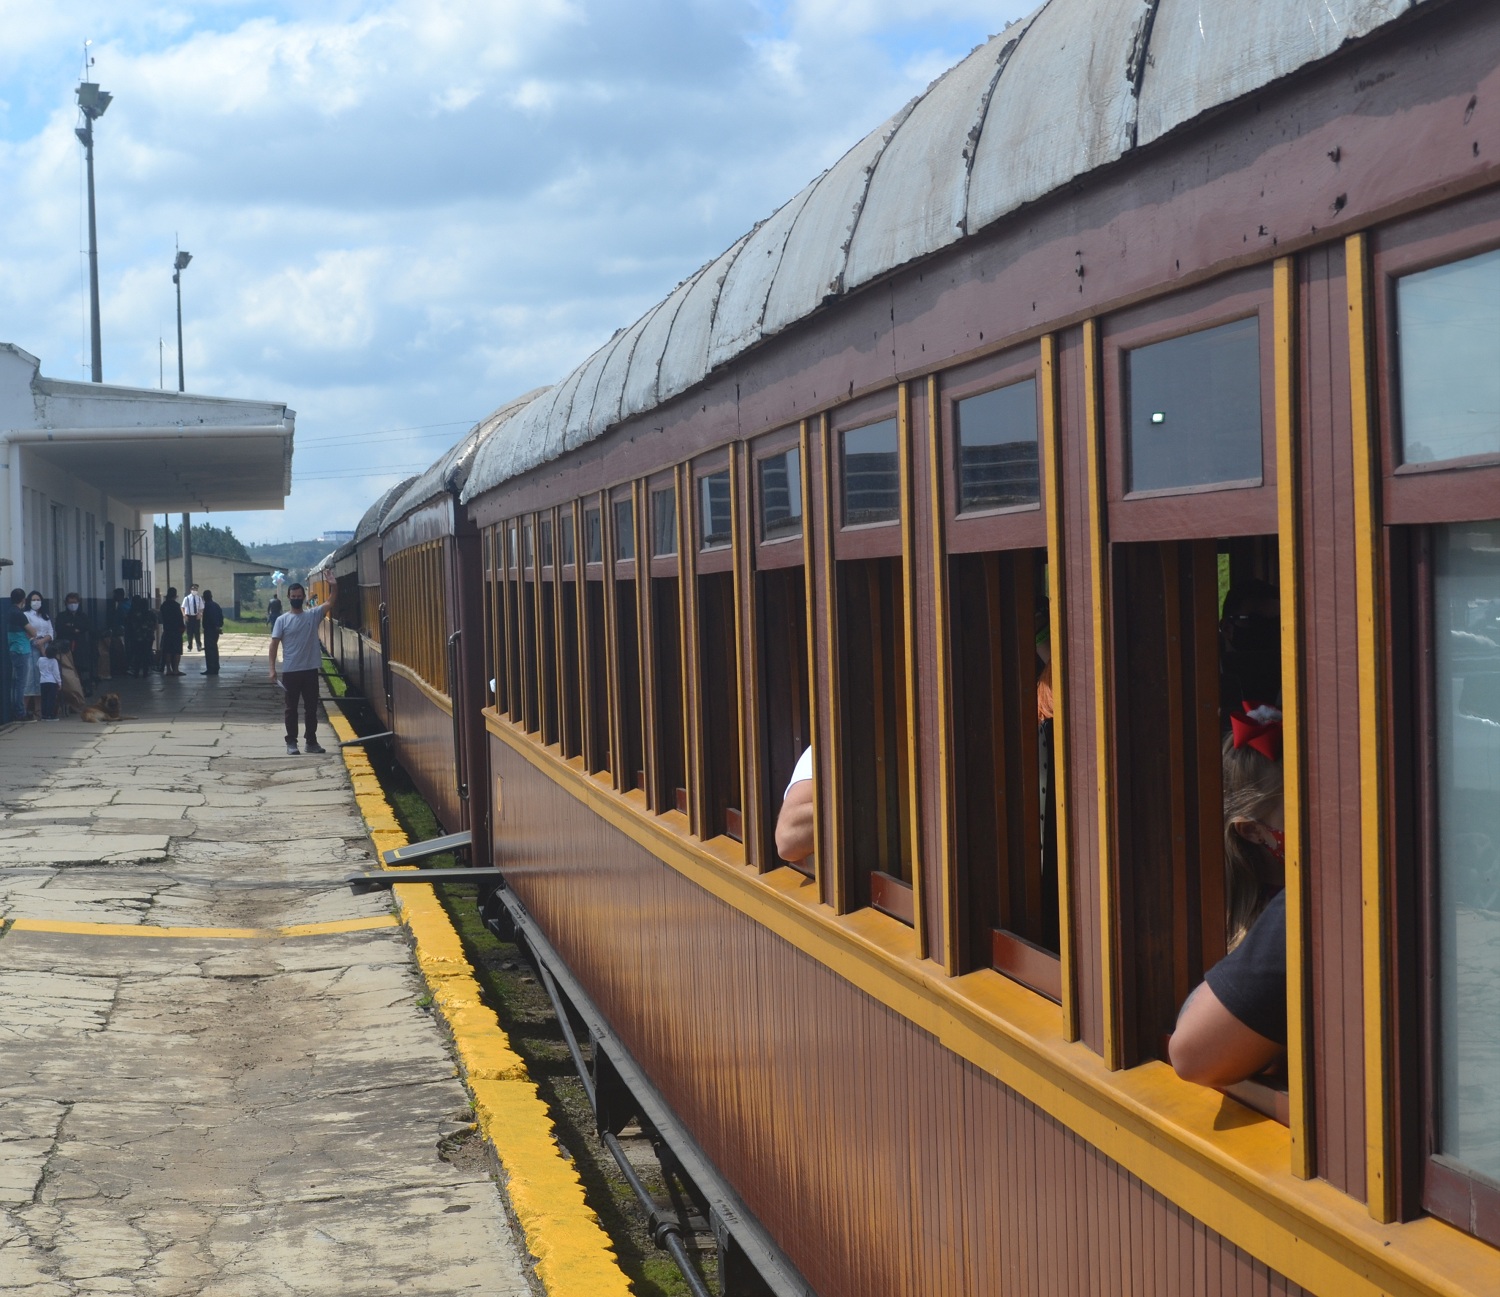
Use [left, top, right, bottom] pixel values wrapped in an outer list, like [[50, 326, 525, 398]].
[[0, 343, 294, 619]]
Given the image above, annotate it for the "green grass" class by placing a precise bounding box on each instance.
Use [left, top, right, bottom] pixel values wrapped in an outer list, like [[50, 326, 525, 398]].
[[324, 672, 710, 1296], [222, 617, 271, 636]]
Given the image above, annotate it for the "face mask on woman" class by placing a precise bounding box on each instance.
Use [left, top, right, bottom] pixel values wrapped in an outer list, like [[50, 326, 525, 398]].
[[29, 599, 41, 611]]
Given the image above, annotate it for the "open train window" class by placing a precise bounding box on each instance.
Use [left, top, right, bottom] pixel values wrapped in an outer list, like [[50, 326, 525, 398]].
[[504, 521, 523, 726], [613, 489, 645, 792], [833, 396, 911, 921], [755, 432, 812, 872], [583, 501, 609, 775], [695, 458, 742, 841], [941, 347, 1057, 996], [483, 526, 501, 713], [519, 520, 540, 734], [557, 506, 582, 760], [1376, 201, 1500, 1244], [1101, 269, 1280, 1070], [536, 513, 558, 746], [649, 476, 687, 815]]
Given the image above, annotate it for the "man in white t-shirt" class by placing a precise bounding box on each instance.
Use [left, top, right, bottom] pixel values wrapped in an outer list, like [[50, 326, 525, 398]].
[[268, 580, 334, 755], [775, 746, 816, 864]]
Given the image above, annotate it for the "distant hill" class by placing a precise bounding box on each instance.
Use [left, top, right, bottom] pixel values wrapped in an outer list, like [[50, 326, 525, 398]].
[[246, 540, 338, 573]]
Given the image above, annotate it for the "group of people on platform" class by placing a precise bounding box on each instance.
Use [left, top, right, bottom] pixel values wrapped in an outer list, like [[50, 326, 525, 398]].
[[5, 583, 225, 722]]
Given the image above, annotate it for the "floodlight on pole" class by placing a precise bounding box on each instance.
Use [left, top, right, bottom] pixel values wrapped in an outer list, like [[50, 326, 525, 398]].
[[75, 74, 111, 383], [172, 246, 192, 393]]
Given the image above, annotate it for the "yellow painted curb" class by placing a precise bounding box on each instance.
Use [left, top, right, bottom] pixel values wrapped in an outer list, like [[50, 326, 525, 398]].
[[327, 703, 633, 1297], [3, 915, 398, 940]]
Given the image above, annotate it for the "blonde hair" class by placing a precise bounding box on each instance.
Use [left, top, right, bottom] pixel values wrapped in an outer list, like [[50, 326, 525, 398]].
[[1222, 735, 1283, 948]]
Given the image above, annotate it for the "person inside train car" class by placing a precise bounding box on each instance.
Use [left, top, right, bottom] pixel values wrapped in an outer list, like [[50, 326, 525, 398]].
[[775, 746, 816, 865], [1218, 579, 1280, 733], [1168, 705, 1286, 1090], [268, 579, 335, 756]]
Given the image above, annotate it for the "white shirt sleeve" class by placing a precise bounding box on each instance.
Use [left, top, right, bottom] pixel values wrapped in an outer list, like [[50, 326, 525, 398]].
[[784, 746, 814, 798]]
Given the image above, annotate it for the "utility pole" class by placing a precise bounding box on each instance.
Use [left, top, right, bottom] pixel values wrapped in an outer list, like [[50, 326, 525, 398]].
[[174, 245, 194, 588], [75, 76, 112, 383]]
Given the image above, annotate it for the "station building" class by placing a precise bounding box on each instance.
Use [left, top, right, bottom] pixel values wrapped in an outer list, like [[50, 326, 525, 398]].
[[0, 342, 294, 620]]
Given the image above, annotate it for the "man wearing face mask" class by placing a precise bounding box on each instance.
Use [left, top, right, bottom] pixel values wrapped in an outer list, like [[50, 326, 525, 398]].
[[268, 580, 334, 755], [54, 593, 94, 696]]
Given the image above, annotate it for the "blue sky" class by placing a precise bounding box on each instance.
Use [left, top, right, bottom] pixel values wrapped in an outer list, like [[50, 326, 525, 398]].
[[0, 1, 1030, 543]]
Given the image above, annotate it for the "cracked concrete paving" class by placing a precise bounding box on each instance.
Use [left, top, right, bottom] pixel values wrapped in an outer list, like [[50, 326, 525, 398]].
[[0, 637, 535, 1296]]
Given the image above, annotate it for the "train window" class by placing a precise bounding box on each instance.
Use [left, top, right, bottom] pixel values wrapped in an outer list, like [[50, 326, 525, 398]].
[[651, 575, 687, 815], [653, 487, 677, 557], [539, 517, 554, 569], [521, 518, 534, 571], [698, 569, 742, 840], [507, 521, 518, 571], [1126, 316, 1262, 493], [700, 471, 732, 550], [559, 506, 576, 568], [504, 530, 523, 724], [842, 419, 900, 527], [1395, 248, 1500, 465], [537, 525, 558, 746], [614, 499, 636, 563], [956, 381, 1040, 513], [520, 531, 539, 734], [759, 449, 802, 541], [1428, 522, 1500, 1199], [585, 508, 603, 565], [838, 556, 912, 917], [949, 548, 1059, 996], [584, 577, 609, 774]]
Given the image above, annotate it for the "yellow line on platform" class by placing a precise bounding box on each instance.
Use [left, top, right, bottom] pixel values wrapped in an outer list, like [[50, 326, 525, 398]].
[[3, 915, 399, 940], [327, 704, 632, 1297]]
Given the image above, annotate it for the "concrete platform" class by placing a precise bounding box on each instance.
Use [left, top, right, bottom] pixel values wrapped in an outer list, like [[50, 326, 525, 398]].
[[0, 637, 535, 1296]]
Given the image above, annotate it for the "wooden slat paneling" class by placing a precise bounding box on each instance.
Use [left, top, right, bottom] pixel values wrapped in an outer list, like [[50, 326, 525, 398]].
[[491, 737, 1313, 1297]]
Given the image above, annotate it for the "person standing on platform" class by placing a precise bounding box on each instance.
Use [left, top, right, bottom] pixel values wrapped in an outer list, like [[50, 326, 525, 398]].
[[7, 588, 35, 722], [268, 580, 334, 755], [266, 593, 283, 626], [24, 592, 53, 721], [159, 587, 185, 677], [106, 589, 128, 680], [127, 592, 157, 678], [200, 590, 224, 676], [182, 584, 204, 652], [54, 593, 94, 696]]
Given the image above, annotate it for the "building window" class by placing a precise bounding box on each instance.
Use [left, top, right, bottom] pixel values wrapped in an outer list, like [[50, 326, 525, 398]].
[[955, 380, 1040, 513], [1125, 316, 1262, 493], [842, 419, 900, 526], [1396, 247, 1500, 465]]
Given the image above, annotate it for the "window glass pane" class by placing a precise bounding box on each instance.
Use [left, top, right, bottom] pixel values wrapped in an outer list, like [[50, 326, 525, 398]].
[[759, 449, 802, 541], [653, 487, 677, 557], [1434, 520, 1500, 1182], [956, 380, 1040, 511], [700, 471, 732, 550], [614, 499, 635, 562], [585, 509, 602, 565], [521, 519, 534, 570], [507, 522, 517, 570], [539, 518, 553, 569], [842, 419, 900, 526], [560, 509, 576, 567], [1397, 249, 1500, 465], [1126, 316, 1262, 492]]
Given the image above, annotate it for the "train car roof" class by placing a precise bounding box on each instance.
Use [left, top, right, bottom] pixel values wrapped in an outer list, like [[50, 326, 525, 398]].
[[382, 388, 547, 534], [353, 476, 417, 545], [461, 0, 1434, 505], [331, 537, 357, 562]]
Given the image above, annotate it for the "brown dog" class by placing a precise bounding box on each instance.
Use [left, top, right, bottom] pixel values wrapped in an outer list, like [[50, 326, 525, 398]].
[[79, 693, 133, 723]]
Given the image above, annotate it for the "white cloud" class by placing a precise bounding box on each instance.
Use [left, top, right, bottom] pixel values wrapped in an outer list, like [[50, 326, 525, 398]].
[[0, 0, 1031, 542]]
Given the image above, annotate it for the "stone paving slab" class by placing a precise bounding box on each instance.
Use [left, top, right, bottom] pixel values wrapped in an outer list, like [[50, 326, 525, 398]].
[[0, 638, 536, 1296]]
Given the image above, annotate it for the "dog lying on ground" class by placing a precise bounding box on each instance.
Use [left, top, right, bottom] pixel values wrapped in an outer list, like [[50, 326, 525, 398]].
[[78, 693, 133, 723]]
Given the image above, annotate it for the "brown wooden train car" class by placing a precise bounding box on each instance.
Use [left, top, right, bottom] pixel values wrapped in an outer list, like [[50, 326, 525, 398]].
[[366, 1, 1500, 1293]]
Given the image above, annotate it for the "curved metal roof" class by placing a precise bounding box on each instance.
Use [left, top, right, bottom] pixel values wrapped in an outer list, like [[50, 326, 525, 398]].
[[463, 0, 1431, 505], [382, 389, 546, 534], [354, 477, 418, 545]]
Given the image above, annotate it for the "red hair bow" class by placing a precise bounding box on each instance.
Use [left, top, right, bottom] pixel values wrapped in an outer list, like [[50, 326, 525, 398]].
[[1231, 702, 1283, 762]]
